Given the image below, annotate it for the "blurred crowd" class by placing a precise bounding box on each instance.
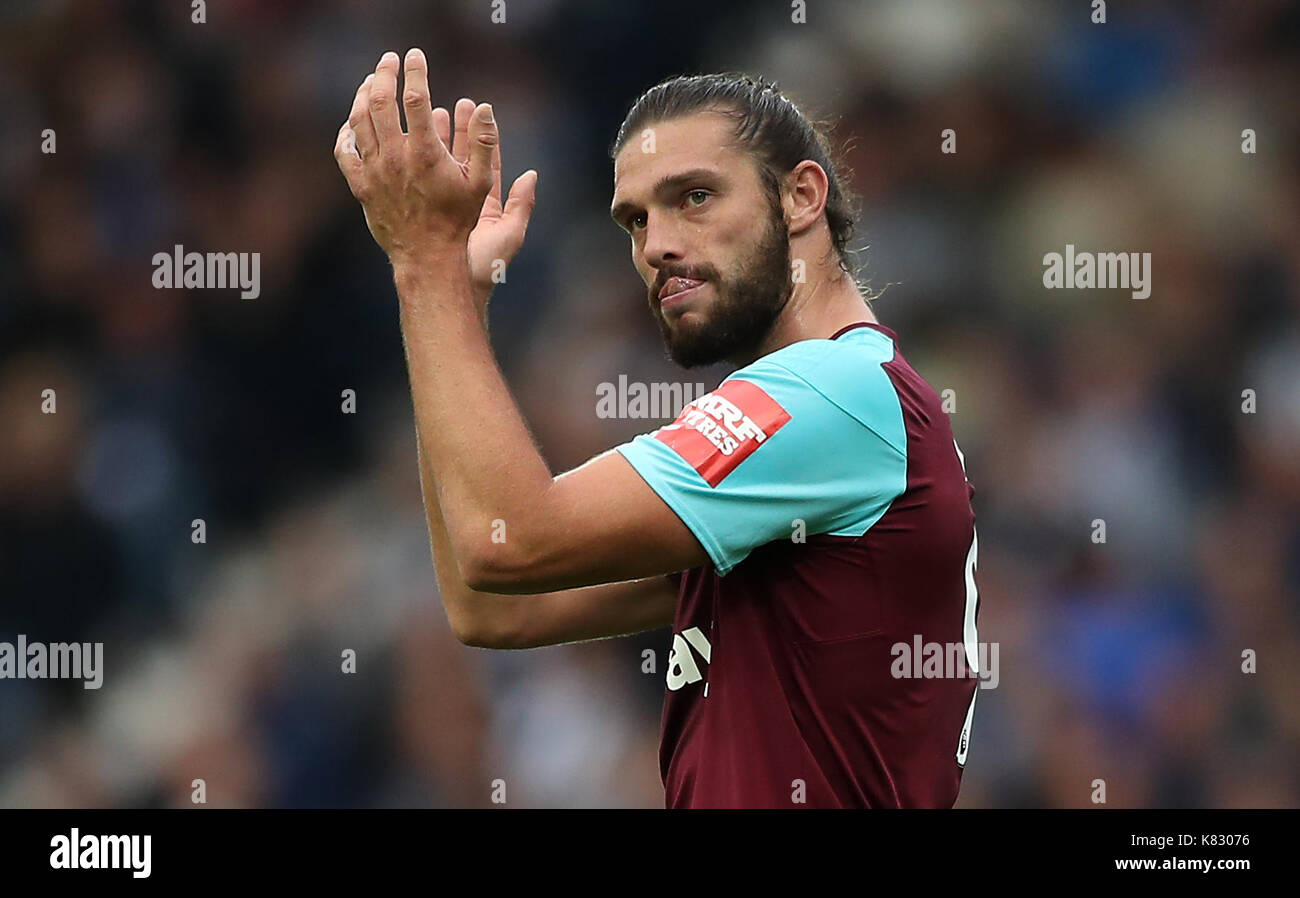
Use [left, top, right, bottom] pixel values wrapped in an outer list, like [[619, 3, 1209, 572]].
[[0, 0, 1296, 807]]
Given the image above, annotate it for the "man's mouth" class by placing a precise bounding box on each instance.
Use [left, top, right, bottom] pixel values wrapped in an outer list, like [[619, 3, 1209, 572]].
[[658, 276, 705, 310]]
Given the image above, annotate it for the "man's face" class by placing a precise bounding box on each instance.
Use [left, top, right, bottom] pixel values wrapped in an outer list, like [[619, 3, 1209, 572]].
[[611, 112, 792, 368]]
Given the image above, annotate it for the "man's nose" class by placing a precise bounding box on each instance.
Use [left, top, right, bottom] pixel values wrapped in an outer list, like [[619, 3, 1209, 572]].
[[640, 212, 685, 271]]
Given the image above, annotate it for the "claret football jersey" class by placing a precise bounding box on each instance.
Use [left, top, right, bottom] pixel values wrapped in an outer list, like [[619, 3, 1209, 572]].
[[616, 322, 981, 809]]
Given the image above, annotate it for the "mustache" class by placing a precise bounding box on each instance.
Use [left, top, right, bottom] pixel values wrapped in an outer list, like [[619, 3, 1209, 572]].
[[650, 263, 720, 303]]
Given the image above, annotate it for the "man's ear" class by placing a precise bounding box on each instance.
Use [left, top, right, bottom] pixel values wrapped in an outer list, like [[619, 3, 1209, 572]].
[[783, 160, 830, 239]]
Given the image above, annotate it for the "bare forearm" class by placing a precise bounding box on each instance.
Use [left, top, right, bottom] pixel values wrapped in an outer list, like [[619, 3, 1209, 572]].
[[414, 426, 495, 643], [393, 247, 708, 594], [394, 248, 553, 572], [415, 428, 675, 648], [338, 50, 703, 605]]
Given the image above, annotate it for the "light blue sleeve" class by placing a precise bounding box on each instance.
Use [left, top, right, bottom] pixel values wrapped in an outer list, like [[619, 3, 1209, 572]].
[[615, 337, 908, 575]]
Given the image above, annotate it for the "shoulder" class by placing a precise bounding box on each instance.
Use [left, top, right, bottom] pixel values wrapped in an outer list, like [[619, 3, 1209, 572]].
[[726, 327, 906, 457]]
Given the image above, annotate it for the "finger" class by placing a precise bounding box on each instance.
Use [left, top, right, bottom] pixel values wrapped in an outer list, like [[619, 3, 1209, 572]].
[[466, 102, 498, 196], [335, 121, 364, 191], [451, 97, 475, 164], [348, 74, 378, 160], [433, 106, 451, 149], [502, 169, 538, 230], [402, 48, 434, 141], [489, 133, 503, 206], [369, 51, 403, 148]]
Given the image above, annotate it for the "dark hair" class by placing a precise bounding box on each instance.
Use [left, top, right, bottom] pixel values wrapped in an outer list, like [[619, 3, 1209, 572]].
[[610, 72, 861, 276]]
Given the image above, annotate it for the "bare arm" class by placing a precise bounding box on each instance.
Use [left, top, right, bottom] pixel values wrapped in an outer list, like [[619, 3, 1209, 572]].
[[389, 79, 679, 644], [337, 50, 709, 629], [415, 428, 677, 648]]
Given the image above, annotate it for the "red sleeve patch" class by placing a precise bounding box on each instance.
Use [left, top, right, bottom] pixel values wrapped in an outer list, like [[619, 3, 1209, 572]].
[[653, 379, 791, 487]]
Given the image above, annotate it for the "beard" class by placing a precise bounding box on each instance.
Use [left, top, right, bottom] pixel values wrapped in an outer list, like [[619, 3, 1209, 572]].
[[650, 208, 792, 369]]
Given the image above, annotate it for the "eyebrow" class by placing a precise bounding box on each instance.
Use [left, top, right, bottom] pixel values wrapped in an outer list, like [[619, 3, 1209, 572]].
[[610, 167, 723, 226]]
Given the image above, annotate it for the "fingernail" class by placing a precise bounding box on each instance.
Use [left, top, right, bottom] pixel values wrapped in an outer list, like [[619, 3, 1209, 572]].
[[482, 104, 494, 123]]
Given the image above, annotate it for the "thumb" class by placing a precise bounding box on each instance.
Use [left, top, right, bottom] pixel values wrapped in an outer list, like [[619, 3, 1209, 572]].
[[467, 103, 498, 196], [503, 169, 538, 230]]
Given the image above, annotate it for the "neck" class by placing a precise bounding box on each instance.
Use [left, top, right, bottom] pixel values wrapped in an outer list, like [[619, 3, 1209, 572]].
[[735, 259, 877, 366]]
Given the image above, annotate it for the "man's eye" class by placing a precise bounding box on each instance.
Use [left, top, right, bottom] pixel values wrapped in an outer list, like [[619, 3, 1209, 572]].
[[686, 190, 709, 206], [630, 213, 647, 230]]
